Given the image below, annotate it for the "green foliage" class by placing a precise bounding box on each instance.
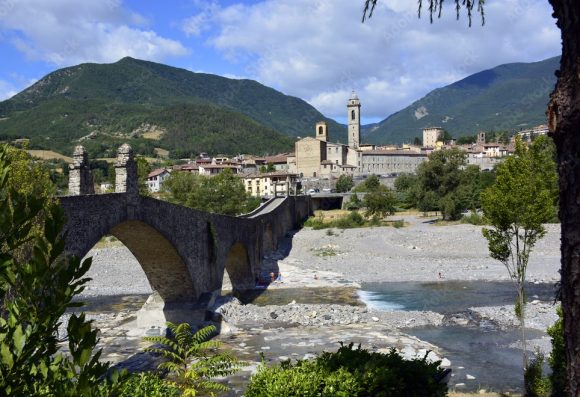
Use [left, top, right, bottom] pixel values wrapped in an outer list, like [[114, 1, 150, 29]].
[[305, 211, 366, 230], [456, 135, 477, 144], [481, 136, 557, 371], [392, 219, 405, 228], [345, 193, 362, 210], [0, 144, 123, 396], [145, 323, 242, 397], [136, 157, 152, 196], [162, 169, 260, 216], [335, 174, 354, 193], [245, 343, 448, 397], [260, 163, 276, 173], [119, 372, 181, 397], [363, 185, 396, 219], [524, 352, 551, 397], [398, 149, 495, 220], [460, 212, 486, 225], [548, 306, 566, 397]]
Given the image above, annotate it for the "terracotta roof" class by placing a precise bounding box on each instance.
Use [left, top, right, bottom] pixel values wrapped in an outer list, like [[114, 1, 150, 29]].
[[147, 168, 169, 178], [264, 154, 288, 163]]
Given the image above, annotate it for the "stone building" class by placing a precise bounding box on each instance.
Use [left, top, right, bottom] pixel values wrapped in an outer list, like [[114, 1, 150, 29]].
[[292, 92, 428, 178], [423, 127, 444, 148], [360, 150, 427, 175]]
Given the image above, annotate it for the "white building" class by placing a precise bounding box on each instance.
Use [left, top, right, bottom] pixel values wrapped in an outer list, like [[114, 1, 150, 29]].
[[243, 172, 299, 198], [146, 168, 171, 192]]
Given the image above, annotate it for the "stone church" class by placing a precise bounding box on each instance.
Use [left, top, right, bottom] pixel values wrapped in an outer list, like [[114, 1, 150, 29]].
[[290, 92, 427, 178]]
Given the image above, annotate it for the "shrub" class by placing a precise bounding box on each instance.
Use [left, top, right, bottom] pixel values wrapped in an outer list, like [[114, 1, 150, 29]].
[[461, 212, 486, 225], [119, 372, 181, 397], [145, 323, 243, 396], [392, 219, 405, 228], [548, 306, 566, 396], [245, 343, 448, 397], [524, 351, 551, 397]]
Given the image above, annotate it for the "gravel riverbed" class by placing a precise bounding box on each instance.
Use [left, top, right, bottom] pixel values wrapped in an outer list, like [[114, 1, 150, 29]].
[[75, 216, 561, 392]]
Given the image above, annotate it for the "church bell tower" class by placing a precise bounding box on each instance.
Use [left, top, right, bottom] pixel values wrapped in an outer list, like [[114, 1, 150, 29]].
[[347, 91, 361, 149]]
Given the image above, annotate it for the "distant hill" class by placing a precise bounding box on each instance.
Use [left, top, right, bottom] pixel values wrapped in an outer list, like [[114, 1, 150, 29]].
[[363, 56, 559, 144], [0, 57, 346, 157]]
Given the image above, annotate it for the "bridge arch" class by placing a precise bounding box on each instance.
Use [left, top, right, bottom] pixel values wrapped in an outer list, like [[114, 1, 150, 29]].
[[224, 242, 254, 290], [109, 220, 196, 303]]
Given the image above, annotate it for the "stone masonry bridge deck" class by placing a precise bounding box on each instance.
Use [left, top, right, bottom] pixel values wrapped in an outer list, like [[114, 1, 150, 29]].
[[60, 145, 311, 326]]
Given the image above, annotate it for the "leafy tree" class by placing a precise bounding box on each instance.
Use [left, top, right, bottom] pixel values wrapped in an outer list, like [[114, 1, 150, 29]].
[[162, 171, 199, 205], [335, 174, 354, 193], [363, 185, 396, 219], [413, 137, 422, 146], [413, 148, 467, 219], [136, 157, 152, 196], [0, 144, 123, 395], [363, 1, 580, 391], [163, 169, 260, 216], [346, 192, 362, 210], [364, 174, 380, 191], [260, 163, 276, 173], [456, 135, 477, 145], [481, 137, 556, 378], [441, 130, 453, 143], [145, 323, 242, 396]]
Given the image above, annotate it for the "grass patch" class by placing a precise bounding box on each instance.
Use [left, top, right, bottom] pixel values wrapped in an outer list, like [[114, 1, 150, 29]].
[[311, 244, 340, 257], [461, 212, 487, 225], [27, 150, 73, 163], [304, 211, 407, 230]]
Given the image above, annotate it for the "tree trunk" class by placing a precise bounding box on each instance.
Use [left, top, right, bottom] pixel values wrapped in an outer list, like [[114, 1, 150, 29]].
[[548, 1, 580, 395]]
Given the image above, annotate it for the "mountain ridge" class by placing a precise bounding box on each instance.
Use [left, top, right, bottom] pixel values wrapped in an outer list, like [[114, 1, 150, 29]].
[[362, 56, 560, 144]]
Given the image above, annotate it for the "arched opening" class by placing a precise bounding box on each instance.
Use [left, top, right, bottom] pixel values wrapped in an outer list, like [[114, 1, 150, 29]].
[[110, 221, 195, 303], [224, 242, 253, 291], [318, 126, 324, 135], [351, 109, 356, 120]]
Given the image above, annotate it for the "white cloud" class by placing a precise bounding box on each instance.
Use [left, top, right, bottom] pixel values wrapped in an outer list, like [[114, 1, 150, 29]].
[[0, 0, 188, 67], [187, 0, 560, 120], [0, 79, 17, 101]]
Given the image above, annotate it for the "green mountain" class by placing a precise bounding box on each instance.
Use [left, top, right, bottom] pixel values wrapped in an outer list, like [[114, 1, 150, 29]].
[[363, 56, 559, 144], [0, 57, 346, 157]]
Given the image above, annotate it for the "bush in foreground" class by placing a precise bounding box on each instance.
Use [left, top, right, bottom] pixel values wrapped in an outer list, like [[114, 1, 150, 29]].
[[245, 343, 448, 397]]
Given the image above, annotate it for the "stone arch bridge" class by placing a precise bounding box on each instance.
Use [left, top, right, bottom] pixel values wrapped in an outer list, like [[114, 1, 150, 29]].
[[60, 145, 311, 325]]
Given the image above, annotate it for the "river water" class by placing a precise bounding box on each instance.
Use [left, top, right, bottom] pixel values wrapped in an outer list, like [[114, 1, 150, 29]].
[[357, 281, 556, 393], [73, 281, 557, 394]]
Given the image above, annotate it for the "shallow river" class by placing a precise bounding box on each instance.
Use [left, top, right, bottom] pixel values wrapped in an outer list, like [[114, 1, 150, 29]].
[[76, 281, 557, 394]]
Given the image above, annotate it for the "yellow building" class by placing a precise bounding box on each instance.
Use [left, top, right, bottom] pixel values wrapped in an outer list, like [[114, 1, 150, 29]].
[[243, 172, 299, 198]]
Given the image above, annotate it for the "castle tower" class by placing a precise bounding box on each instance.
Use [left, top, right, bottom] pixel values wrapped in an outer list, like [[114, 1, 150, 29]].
[[68, 145, 94, 195], [347, 91, 361, 149], [315, 121, 328, 142]]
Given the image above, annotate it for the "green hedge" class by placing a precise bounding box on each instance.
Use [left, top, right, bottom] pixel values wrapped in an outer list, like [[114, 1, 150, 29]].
[[245, 343, 448, 397]]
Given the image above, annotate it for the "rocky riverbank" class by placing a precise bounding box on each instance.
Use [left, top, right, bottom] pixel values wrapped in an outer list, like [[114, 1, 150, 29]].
[[74, 216, 561, 393]]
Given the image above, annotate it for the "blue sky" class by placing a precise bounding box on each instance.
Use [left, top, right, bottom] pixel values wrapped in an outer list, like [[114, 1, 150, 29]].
[[0, 0, 560, 124]]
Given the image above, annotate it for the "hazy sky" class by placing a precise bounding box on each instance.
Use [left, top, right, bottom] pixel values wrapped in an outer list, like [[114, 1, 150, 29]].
[[0, 0, 561, 124]]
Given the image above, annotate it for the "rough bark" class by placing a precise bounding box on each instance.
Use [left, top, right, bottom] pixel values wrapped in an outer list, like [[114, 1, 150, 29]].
[[548, 1, 580, 395]]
